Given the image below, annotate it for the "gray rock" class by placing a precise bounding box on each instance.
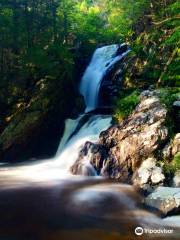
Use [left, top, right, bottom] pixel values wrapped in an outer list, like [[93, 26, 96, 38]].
[[162, 142, 172, 160], [173, 171, 180, 187], [162, 133, 180, 159], [144, 187, 180, 215], [151, 167, 165, 184], [133, 158, 165, 188], [172, 134, 180, 156]]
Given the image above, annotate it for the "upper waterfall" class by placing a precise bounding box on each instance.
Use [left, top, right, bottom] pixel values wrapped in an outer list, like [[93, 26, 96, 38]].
[[80, 44, 130, 113]]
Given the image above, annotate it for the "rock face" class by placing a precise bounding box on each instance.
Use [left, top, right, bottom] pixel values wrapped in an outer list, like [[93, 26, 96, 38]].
[[172, 134, 180, 157], [162, 133, 180, 160], [173, 171, 180, 187], [99, 44, 129, 108], [71, 141, 107, 176], [0, 76, 78, 162], [133, 158, 165, 189], [173, 98, 180, 132], [71, 90, 169, 183], [144, 187, 180, 215]]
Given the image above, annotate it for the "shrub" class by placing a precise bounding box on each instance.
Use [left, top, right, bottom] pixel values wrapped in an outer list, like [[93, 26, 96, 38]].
[[113, 90, 140, 122]]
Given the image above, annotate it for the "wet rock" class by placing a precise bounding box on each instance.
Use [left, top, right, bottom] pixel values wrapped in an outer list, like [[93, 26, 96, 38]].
[[99, 44, 129, 108], [70, 142, 107, 176], [116, 43, 129, 56], [144, 187, 180, 215], [72, 91, 168, 183]]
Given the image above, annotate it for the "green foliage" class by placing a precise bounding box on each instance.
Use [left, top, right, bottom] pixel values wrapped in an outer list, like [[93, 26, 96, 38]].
[[173, 152, 180, 170], [114, 90, 140, 122], [156, 88, 180, 137], [162, 152, 180, 183], [162, 162, 176, 183], [123, 0, 180, 88], [158, 88, 180, 108]]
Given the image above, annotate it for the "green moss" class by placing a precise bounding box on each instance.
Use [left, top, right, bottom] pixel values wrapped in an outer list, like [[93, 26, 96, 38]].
[[160, 152, 180, 184], [113, 90, 140, 122], [173, 152, 180, 170], [163, 162, 176, 176], [155, 87, 180, 137], [157, 88, 180, 108]]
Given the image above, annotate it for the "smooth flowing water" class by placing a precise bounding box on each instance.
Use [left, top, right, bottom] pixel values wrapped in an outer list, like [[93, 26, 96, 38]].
[[80, 44, 130, 113], [0, 44, 179, 240]]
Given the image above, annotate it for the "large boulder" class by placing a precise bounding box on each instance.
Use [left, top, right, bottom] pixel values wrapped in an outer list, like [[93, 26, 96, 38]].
[[71, 90, 169, 183], [144, 187, 180, 216]]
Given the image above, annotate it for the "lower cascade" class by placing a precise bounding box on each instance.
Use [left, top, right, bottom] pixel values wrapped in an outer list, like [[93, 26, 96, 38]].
[[55, 114, 112, 175]]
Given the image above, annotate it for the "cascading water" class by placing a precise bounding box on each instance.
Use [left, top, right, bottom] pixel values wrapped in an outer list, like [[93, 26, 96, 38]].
[[80, 44, 130, 113], [55, 114, 112, 175], [0, 44, 128, 180], [53, 44, 131, 175]]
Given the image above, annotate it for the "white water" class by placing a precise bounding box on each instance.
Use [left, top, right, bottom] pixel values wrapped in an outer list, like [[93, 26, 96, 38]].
[[55, 114, 112, 174], [80, 44, 130, 113], [54, 44, 131, 174]]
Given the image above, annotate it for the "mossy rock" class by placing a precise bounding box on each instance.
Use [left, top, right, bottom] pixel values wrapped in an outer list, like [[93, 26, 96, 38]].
[[0, 111, 42, 152]]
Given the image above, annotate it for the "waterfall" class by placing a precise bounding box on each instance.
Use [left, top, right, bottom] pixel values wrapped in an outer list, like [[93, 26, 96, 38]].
[[0, 44, 129, 180], [54, 44, 131, 174], [80, 44, 130, 113]]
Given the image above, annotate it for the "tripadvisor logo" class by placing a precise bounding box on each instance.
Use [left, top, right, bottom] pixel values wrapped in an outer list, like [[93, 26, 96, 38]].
[[135, 227, 144, 236], [135, 226, 174, 236]]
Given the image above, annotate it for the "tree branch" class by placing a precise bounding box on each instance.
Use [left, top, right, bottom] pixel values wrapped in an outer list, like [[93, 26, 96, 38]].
[[152, 15, 180, 25]]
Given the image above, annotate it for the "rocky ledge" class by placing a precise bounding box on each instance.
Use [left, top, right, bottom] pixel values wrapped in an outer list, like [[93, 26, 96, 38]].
[[144, 187, 180, 216], [71, 90, 180, 190]]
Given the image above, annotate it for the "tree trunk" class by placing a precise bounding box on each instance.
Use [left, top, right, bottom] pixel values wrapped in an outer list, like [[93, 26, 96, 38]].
[[12, 0, 19, 54], [63, 11, 68, 44], [52, 0, 58, 42]]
